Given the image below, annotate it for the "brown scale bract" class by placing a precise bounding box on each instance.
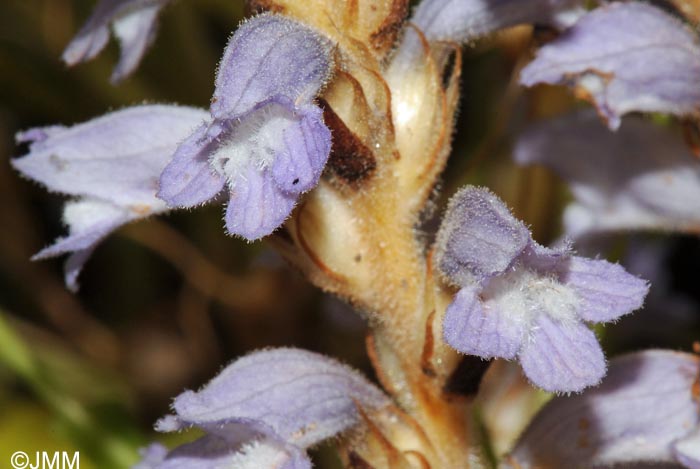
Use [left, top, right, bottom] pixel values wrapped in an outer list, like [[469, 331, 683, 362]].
[[247, 0, 408, 59]]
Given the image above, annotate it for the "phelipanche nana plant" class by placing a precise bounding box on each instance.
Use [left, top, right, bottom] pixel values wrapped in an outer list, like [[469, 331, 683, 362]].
[[12, 0, 700, 467]]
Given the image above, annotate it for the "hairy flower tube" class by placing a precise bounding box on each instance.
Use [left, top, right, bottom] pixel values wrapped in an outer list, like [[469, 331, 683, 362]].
[[435, 186, 649, 392]]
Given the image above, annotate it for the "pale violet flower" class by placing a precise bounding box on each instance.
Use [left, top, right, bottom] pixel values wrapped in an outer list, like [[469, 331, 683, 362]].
[[520, 2, 700, 130], [504, 350, 700, 468], [390, 0, 582, 81], [12, 105, 207, 291], [63, 0, 171, 83], [410, 0, 582, 42], [136, 348, 390, 469], [514, 110, 700, 240], [435, 186, 649, 392], [157, 14, 334, 240]]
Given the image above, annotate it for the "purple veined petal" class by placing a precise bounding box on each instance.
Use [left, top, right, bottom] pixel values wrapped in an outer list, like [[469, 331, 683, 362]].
[[560, 256, 649, 323], [514, 110, 700, 238], [212, 14, 334, 119], [443, 285, 527, 359], [411, 0, 582, 42], [13, 105, 208, 208], [507, 350, 700, 468], [270, 105, 331, 193], [31, 198, 143, 291], [225, 164, 297, 240], [157, 122, 227, 208], [62, 0, 170, 82], [674, 427, 700, 469], [134, 435, 311, 469], [435, 186, 531, 285], [519, 315, 605, 393], [159, 348, 389, 450], [520, 2, 700, 130]]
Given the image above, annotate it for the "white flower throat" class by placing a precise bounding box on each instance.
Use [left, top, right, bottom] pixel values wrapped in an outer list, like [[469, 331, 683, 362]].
[[481, 262, 580, 327], [209, 103, 293, 184]]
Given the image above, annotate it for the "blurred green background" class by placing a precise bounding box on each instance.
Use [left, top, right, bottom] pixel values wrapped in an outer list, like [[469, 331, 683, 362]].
[[0, 1, 698, 468]]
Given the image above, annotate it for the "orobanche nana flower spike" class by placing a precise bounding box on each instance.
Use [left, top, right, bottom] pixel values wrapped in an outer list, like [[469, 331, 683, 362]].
[[12, 2, 700, 468], [435, 186, 649, 392], [137, 348, 390, 469], [157, 13, 334, 241], [12, 105, 207, 291], [62, 0, 172, 83], [505, 350, 700, 468]]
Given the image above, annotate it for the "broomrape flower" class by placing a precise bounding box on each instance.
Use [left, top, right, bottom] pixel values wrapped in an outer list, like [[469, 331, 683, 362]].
[[135, 348, 390, 469], [157, 14, 334, 240], [435, 186, 649, 392], [514, 110, 700, 240], [505, 350, 700, 468], [520, 2, 700, 130], [12, 105, 207, 291], [409, 0, 583, 42]]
